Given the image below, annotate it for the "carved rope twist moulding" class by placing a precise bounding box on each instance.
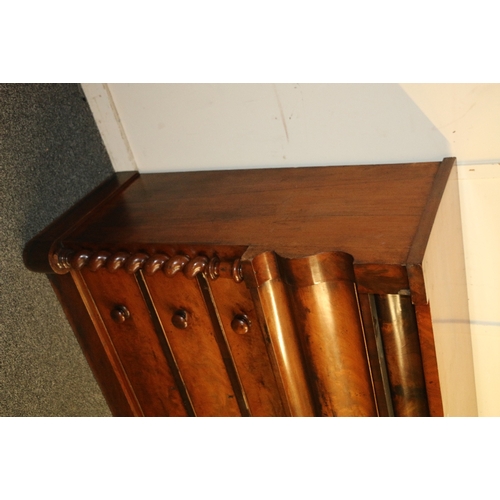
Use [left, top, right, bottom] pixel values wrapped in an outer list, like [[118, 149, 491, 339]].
[[52, 247, 243, 283]]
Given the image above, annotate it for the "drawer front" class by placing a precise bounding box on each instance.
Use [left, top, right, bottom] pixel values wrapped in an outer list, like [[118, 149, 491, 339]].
[[80, 267, 188, 416], [206, 277, 287, 417], [143, 272, 243, 417]]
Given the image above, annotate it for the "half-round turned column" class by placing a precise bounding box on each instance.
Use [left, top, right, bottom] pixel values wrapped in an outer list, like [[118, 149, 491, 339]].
[[374, 294, 430, 417], [280, 252, 377, 417], [241, 251, 316, 417]]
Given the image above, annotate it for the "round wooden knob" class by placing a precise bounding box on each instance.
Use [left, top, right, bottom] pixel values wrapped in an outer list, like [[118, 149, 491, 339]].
[[231, 314, 251, 335], [172, 309, 188, 329], [111, 305, 131, 323]]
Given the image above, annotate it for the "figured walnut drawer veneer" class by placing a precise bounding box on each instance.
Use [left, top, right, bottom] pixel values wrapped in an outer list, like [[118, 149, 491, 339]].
[[24, 158, 477, 416]]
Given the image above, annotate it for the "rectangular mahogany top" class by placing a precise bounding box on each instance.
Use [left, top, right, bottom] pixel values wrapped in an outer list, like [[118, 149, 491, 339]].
[[65, 161, 443, 264]]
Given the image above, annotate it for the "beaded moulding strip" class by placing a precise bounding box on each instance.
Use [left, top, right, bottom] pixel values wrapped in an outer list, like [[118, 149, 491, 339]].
[[52, 248, 243, 283]]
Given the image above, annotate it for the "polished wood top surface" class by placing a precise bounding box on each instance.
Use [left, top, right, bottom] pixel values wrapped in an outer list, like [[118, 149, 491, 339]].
[[64, 162, 441, 264]]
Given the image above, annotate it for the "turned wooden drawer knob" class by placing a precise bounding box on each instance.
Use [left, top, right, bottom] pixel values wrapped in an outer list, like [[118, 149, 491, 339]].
[[231, 314, 251, 335], [111, 305, 131, 323], [172, 309, 188, 329]]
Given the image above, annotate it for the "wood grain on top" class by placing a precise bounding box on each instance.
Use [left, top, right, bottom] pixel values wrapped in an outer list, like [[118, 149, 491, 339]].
[[65, 162, 441, 264]]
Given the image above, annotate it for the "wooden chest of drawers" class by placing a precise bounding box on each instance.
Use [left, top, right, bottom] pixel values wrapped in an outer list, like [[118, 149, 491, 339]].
[[24, 158, 477, 416]]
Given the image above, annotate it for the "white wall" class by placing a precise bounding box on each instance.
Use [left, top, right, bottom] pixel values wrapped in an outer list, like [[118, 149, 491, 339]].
[[82, 83, 500, 415], [84, 83, 500, 173], [401, 84, 500, 165], [459, 165, 500, 416], [102, 83, 451, 172]]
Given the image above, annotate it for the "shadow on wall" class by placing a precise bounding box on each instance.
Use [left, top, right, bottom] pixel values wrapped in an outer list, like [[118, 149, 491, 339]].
[[107, 83, 451, 171]]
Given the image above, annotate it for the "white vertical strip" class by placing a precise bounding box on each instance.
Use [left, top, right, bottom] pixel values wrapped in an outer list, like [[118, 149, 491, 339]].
[[422, 164, 477, 416], [81, 83, 138, 172], [459, 164, 500, 416]]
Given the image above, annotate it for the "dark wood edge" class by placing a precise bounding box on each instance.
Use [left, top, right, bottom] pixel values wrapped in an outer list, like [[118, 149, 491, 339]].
[[403, 159, 452, 415], [406, 264, 427, 306], [413, 303, 444, 416], [407, 157, 456, 267], [354, 264, 409, 295], [406, 157, 456, 305], [48, 272, 140, 416], [23, 171, 140, 274]]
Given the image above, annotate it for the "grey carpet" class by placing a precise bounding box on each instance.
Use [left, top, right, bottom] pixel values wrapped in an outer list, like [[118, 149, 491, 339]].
[[0, 84, 114, 416]]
